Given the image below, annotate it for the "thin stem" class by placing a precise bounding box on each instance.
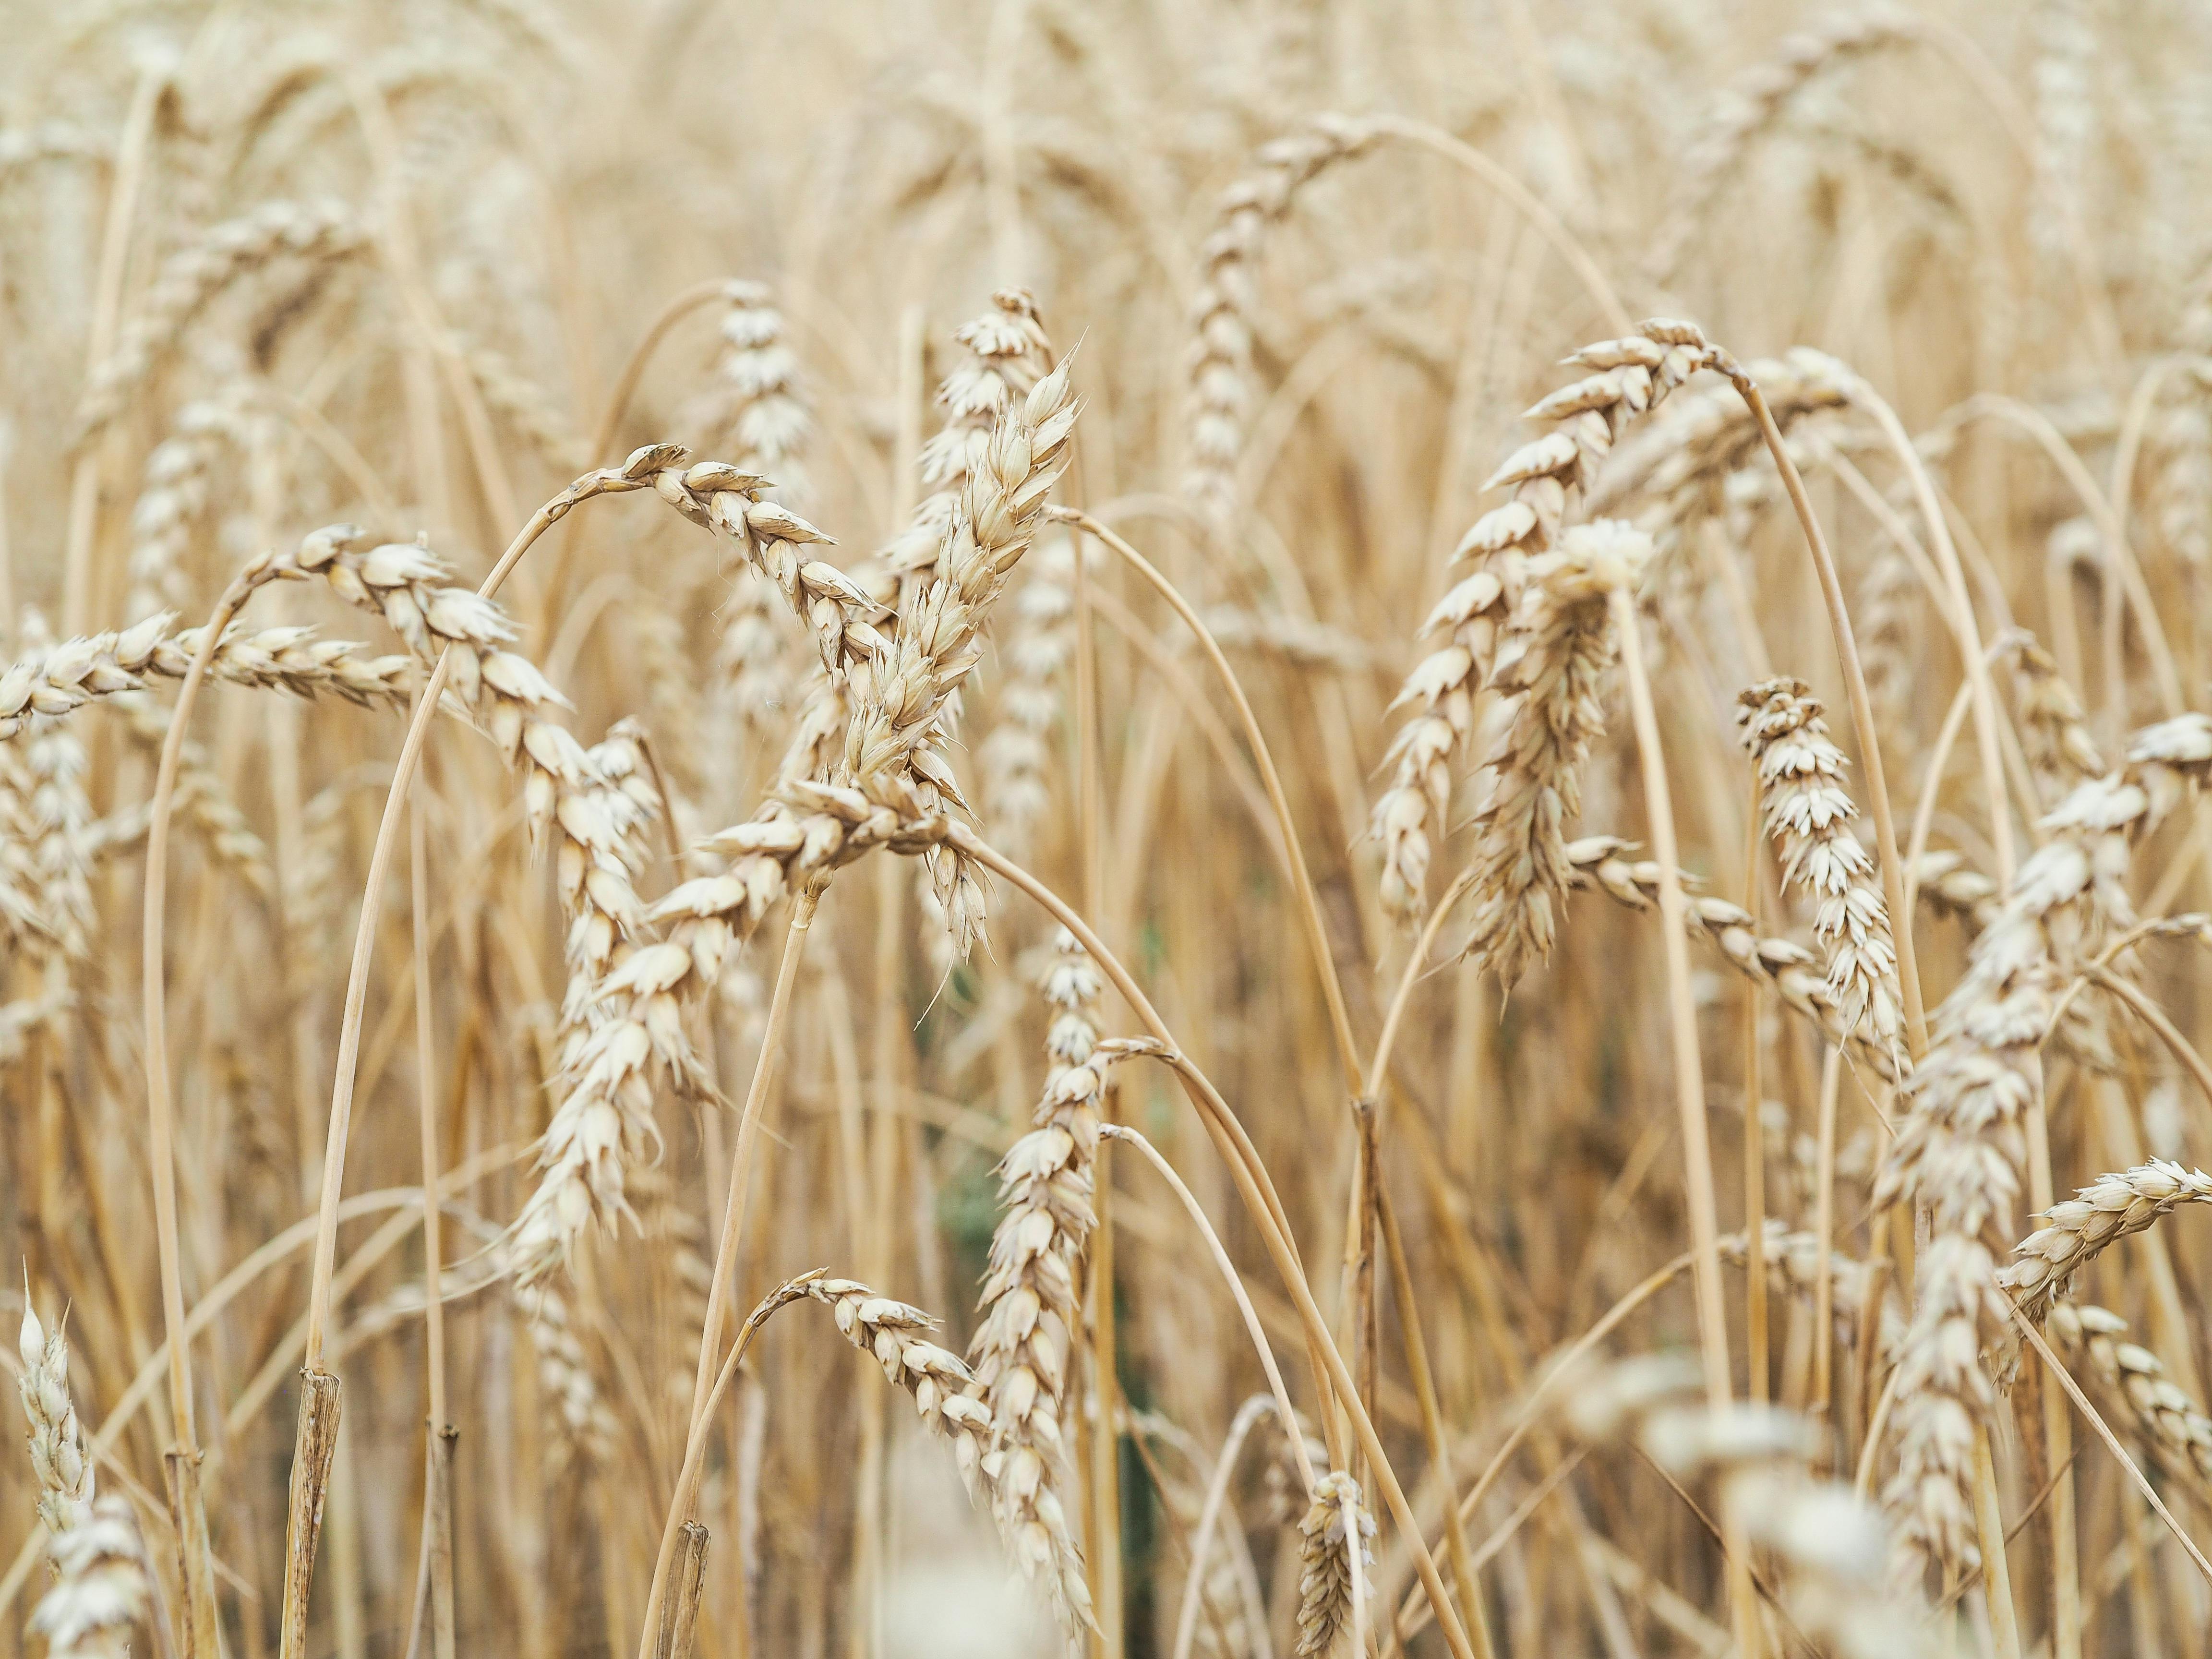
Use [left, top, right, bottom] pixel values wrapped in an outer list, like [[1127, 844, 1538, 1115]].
[[1049, 507, 1361, 1094], [410, 785, 448, 1433], [1903, 677, 1977, 914], [144, 572, 263, 1455], [1839, 378, 2014, 905], [1071, 494, 1122, 1659], [642, 1275, 823, 1659], [1610, 589, 1731, 1409], [302, 461, 661, 1375], [1811, 1046, 1841, 1429], [1166, 1397, 1279, 1659], [1375, 1173, 1495, 1659], [1368, 868, 1478, 1102], [62, 62, 167, 635], [1102, 1126, 1308, 1491], [1742, 775, 1768, 1407], [590, 279, 733, 464], [2089, 967, 2212, 1110], [645, 893, 819, 1659]]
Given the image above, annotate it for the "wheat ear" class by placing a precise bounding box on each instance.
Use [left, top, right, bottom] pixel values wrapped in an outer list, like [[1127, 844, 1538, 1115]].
[[1455, 520, 1652, 990], [966, 930, 1104, 1630], [2000, 1160, 2212, 1323], [1376, 325, 1730, 920], [1737, 676, 1905, 1053]]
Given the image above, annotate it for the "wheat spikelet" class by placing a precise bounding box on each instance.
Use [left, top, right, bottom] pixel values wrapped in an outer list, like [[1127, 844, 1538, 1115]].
[[1292, 1470, 1374, 1657], [978, 529, 1081, 859], [965, 929, 1103, 1629], [2032, 0, 2098, 266], [1183, 115, 1377, 524], [2048, 1301, 2212, 1493], [0, 741, 50, 950], [1910, 850, 2000, 932], [847, 351, 1079, 955], [0, 612, 412, 740], [695, 282, 816, 751], [1999, 1159, 2212, 1323], [13, 615, 96, 962], [2002, 630, 2104, 804], [514, 1279, 616, 1474], [505, 435, 969, 1280], [1582, 348, 1854, 535], [113, 694, 276, 897], [885, 289, 1053, 577], [1565, 836, 1899, 1081], [1376, 322, 1731, 921], [1455, 520, 1652, 991], [28, 1498, 152, 1659], [1737, 676, 1903, 1050], [1648, 6, 1922, 281], [124, 392, 254, 619], [697, 281, 812, 496], [17, 1304, 93, 1539], [76, 198, 367, 439], [0, 122, 108, 174]]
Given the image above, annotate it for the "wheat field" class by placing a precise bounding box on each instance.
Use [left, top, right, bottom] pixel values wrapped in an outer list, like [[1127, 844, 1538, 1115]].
[[1, 1, 2211, 1656]]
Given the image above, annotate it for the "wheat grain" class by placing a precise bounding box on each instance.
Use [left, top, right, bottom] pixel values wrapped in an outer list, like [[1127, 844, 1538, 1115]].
[[0, 612, 411, 739], [885, 289, 1054, 578], [966, 928, 1104, 1629], [124, 392, 254, 619]]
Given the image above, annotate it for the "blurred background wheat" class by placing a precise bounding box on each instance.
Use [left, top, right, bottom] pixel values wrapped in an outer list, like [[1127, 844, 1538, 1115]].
[[3, 1, 2212, 1656]]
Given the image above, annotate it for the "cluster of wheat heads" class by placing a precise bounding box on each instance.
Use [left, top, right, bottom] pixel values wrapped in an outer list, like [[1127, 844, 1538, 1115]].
[[7, 1, 2212, 1657]]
